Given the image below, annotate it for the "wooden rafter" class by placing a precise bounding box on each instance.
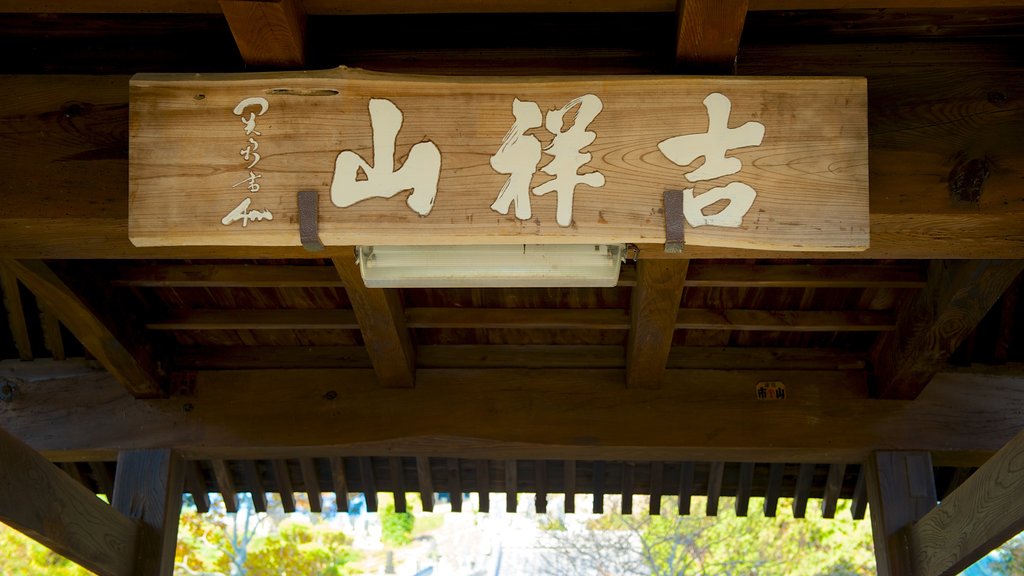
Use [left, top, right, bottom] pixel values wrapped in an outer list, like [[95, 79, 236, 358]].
[[7, 361, 1024, 467], [333, 257, 416, 388], [0, 425, 139, 576], [871, 260, 1024, 399], [908, 427, 1024, 576], [2, 260, 165, 398], [220, 0, 306, 68], [0, 266, 32, 361]]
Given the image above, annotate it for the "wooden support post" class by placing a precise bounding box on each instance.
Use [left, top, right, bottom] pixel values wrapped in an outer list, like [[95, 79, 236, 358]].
[[1, 268, 32, 361], [909, 427, 1024, 575], [334, 257, 417, 388], [112, 449, 184, 576], [1, 260, 164, 398], [626, 259, 688, 388], [675, 0, 749, 73], [872, 260, 1024, 399], [0, 426, 139, 576], [220, 0, 306, 68], [866, 451, 936, 576], [416, 456, 434, 513]]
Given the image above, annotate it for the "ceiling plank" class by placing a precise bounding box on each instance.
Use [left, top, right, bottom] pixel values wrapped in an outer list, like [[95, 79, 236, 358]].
[[675, 0, 748, 73], [147, 309, 359, 330], [908, 427, 1024, 576], [112, 264, 342, 288], [11, 361, 1024, 467], [627, 259, 688, 388], [220, 0, 306, 68], [2, 260, 165, 398], [0, 267, 32, 361], [334, 258, 416, 388], [871, 260, 1024, 399], [0, 425, 139, 576]]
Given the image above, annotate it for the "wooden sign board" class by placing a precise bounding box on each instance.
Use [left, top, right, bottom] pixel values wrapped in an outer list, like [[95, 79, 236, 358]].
[[129, 68, 868, 251]]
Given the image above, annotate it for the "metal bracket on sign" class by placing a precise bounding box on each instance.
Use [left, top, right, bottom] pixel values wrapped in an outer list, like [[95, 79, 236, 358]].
[[298, 190, 325, 252], [663, 189, 685, 253]]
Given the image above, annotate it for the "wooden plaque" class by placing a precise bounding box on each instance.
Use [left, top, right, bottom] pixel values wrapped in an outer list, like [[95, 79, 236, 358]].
[[129, 68, 868, 251]]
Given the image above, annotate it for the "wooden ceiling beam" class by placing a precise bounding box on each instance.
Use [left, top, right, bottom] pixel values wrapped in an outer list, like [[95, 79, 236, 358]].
[[908, 426, 1024, 576], [675, 0, 748, 73], [871, 260, 1024, 399], [0, 267, 32, 361], [6, 0, 1019, 15], [0, 425, 140, 576], [220, 0, 306, 68], [333, 257, 416, 388], [1, 260, 165, 398], [5, 360, 1024, 467], [627, 259, 688, 388]]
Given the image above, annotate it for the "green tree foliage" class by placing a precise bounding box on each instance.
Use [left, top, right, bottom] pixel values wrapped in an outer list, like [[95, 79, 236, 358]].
[[990, 533, 1024, 575], [246, 520, 358, 576], [380, 502, 415, 547], [0, 521, 93, 576]]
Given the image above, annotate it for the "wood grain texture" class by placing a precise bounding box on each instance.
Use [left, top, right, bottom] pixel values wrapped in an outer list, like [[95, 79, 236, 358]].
[[112, 264, 342, 287], [272, 459, 295, 512], [908, 427, 1024, 576], [793, 462, 814, 518], [210, 459, 238, 512], [675, 0, 749, 73], [871, 260, 1024, 399], [299, 457, 322, 512], [2, 259, 164, 398], [821, 462, 846, 518], [0, 425, 139, 576], [627, 259, 688, 388], [220, 0, 306, 68], [334, 257, 415, 388], [0, 267, 32, 361], [866, 451, 936, 576], [128, 68, 868, 252], [764, 461, 784, 517], [111, 449, 184, 576], [39, 305, 66, 361], [416, 456, 434, 512]]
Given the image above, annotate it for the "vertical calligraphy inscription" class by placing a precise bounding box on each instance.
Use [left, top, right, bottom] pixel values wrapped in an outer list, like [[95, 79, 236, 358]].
[[222, 96, 274, 227], [330, 98, 442, 216], [658, 92, 765, 228], [490, 94, 606, 228]]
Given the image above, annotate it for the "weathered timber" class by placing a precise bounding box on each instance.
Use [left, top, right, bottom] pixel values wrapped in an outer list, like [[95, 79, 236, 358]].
[[649, 461, 664, 515], [147, 309, 359, 330], [908, 427, 1024, 576], [822, 462, 846, 519], [678, 461, 695, 515], [866, 451, 937, 576], [735, 461, 754, 516], [210, 459, 238, 513], [112, 264, 342, 287], [329, 456, 350, 512], [851, 465, 868, 520], [271, 459, 295, 512], [220, 0, 305, 68], [0, 425, 139, 576], [764, 462, 784, 517], [872, 260, 1024, 399], [476, 459, 490, 513], [627, 259, 688, 388], [793, 463, 814, 518], [1, 260, 164, 397], [505, 460, 518, 513], [564, 461, 577, 514], [112, 449, 184, 576], [5, 361, 1024, 466], [675, 0, 748, 73], [299, 457, 322, 513], [389, 456, 406, 513], [185, 460, 211, 513], [416, 457, 434, 512], [334, 257, 416, 388], [38, 304, 66, 361]]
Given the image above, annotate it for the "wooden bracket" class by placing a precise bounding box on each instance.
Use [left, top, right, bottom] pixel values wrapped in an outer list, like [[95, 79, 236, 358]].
[[664, 189, 685, 253], [297, 190, 324, 252]]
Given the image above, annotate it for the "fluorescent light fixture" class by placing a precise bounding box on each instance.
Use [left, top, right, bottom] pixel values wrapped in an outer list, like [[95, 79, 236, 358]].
[[356, 244, 625, 288]]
